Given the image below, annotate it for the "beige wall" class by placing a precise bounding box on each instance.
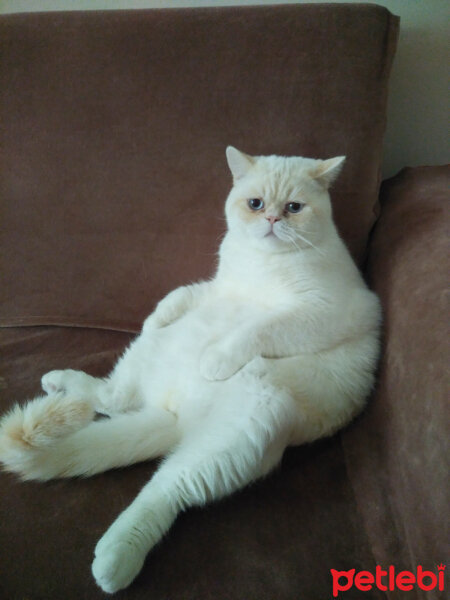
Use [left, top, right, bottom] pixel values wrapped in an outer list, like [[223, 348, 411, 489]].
[[1, 0, 449, 179]]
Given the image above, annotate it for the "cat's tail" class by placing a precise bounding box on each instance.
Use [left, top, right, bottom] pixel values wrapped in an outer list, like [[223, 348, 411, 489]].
[[0, 394, 179, 481]]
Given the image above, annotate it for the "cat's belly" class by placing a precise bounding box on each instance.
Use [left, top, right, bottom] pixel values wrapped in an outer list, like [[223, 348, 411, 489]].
[[131, 303, 377, 441], [135, 304, 254, 415]]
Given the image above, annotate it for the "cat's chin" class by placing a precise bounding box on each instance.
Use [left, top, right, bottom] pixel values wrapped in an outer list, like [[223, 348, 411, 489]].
[[252, 232, 294, 253]]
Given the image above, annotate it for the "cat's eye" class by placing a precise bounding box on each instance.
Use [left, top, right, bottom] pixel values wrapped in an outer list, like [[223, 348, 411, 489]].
[[247, 198, 264, 210], [286, 202, 304, 214], [248, 198, 264, 211]]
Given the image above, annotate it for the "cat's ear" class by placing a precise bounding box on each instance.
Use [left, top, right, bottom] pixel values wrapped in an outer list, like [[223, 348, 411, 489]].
[[310, 156, 346, 189], [226, 146, 255, 181]]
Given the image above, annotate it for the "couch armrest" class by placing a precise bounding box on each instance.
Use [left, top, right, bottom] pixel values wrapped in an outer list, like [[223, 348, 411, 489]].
[[342, 165, 449, 571]]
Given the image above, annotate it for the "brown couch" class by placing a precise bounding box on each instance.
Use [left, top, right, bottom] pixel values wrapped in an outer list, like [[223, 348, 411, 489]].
[[1, 5, 448, 599]]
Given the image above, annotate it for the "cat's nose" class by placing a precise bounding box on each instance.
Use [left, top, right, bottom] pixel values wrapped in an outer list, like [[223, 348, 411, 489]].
[[266, 215, 281, 225]]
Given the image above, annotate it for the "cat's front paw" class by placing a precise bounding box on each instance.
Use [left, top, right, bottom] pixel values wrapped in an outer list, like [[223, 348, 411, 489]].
[[199, 345, 244, 381], [144, 286, 192, 331]]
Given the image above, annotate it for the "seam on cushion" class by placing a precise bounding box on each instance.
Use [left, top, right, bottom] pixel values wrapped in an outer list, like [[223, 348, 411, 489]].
[[0, 317, 140, 335]]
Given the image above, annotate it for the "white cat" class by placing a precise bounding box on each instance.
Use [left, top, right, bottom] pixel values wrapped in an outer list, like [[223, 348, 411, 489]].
[[0, 147, 381, 594]]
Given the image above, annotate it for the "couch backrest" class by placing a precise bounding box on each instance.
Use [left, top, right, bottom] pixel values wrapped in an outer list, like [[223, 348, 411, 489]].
[[0, 4, 399, 332]]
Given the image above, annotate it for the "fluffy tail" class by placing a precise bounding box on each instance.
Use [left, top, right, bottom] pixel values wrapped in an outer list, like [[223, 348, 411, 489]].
[[0, 394, 179, 481]]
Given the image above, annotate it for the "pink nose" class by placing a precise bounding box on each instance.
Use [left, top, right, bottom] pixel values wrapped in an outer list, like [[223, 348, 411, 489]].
[[266, 216, 281, 225]]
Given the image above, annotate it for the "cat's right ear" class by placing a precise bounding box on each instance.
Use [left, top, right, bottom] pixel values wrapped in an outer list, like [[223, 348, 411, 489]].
[[226, 146, 255, 181]]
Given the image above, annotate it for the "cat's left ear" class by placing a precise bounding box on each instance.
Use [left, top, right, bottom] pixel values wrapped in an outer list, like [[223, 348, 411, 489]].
[[226, 146, 255, 181], [310, 156, 346, 189]]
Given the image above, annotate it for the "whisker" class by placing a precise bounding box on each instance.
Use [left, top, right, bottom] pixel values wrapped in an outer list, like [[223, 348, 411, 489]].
[[279, 229, 302, 252], [285, 234, 301, 252], [278, 223, 324, 256], [295, 232, 324, 255]]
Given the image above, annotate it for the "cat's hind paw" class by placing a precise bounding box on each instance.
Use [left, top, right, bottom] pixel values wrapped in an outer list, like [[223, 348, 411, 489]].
[[41, 369, 96, 396], [92, 539, 145, 594], [41, 371, 66, 394]]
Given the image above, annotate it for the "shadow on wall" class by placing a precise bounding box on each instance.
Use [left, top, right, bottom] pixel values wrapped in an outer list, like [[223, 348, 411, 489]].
[[383, 23, 450, 178]]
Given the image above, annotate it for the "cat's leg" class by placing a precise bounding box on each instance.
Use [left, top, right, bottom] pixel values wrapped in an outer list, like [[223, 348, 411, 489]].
[[41, 367, 142, 416], [40, 333, 149, 416], [41, 369, 110, 409], [92, 381, 297, 593], [0, 395, 179, 481]]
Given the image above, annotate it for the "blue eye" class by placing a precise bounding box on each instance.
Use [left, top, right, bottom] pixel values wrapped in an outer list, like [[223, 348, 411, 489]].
[[248, 198, 264, 211], [286, 202, 304, 214]]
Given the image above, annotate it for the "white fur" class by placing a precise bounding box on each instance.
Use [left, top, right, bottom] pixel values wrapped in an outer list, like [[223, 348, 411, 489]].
[[0, 147, 381, 593]]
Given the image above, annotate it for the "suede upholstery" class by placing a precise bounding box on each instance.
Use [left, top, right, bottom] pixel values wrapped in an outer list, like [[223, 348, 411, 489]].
[[344, 166, 450, 575], [2, 5, 447, 600], [1, 4, 399, 331]]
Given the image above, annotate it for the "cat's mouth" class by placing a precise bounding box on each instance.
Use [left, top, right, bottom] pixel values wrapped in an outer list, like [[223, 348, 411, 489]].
[[263, 224, 281, 239]]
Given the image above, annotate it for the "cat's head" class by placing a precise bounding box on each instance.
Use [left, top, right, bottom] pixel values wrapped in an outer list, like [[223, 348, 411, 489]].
[[224, 146, 345, 253]]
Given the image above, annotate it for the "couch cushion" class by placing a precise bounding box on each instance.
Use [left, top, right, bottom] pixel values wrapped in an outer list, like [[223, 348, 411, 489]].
[[0, 326, 381, 600], [342, 165, 450, 572], [0, 4, 399, 331]]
